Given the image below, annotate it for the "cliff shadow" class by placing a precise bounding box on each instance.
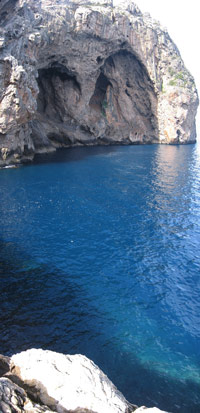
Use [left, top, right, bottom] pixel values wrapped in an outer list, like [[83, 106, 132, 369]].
[[0, 239, 199, 413]]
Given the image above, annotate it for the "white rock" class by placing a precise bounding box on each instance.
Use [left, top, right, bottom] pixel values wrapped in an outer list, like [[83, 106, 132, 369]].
[[10, 348, 133, 413]]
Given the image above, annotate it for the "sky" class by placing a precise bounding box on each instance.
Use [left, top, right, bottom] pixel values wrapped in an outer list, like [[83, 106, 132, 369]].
[[119, 0, 200, 124], [131, 0, 199, 90]]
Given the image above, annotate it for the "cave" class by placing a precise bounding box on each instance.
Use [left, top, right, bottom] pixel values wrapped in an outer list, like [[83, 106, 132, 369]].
[[89, 72, 112, 113], [89, 50, 158, 143], [32, 62, 83, 148], [37, 63, 81, 123], [34, 51, 158, 148]]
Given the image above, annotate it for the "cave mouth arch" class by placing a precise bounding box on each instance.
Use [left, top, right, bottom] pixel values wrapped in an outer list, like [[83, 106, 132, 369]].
[[36, 62, 81, 122], [33, 51, 158, 148], [89, 49, 159, 143], [31, 61, 83, 148]]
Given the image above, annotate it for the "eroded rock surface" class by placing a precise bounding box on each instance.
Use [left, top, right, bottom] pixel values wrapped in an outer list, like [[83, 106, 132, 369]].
[[0, 0, 199, 166], [0, 377, 53, 412]]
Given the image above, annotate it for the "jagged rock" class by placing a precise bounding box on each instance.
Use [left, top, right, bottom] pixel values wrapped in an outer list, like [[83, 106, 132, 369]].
[[0, 0, 198, 166], [0, 377, 53, 412], [7, 349, 136, 413]]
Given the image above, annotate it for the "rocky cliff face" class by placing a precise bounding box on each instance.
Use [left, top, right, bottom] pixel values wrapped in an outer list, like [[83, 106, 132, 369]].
[[0, 0, 199, 166], [0, 349, 170, 413]]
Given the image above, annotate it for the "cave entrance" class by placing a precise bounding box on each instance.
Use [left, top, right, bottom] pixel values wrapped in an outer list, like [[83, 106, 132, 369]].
[[89, 49, 158, 143], [36, 63, 81, 122], [89, 72, 112, 113], [34, 51, 158, 147]]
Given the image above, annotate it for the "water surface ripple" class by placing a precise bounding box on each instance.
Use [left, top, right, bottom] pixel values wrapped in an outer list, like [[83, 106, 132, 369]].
[[0, 143, 200, 412]]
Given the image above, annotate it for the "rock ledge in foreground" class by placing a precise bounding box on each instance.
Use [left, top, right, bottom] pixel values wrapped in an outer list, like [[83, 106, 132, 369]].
[[0, 349, 171, 413]]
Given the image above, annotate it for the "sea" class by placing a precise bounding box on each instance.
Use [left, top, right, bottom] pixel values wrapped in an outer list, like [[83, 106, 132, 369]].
[[0, 137, 200, 412]]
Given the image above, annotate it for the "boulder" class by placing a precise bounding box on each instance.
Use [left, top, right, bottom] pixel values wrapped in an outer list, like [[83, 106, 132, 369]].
[[8, 348, 136, 413], [0, 348, 172, 413]]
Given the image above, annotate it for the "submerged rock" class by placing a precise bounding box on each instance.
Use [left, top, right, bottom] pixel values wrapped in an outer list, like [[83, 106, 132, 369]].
[[0, 0, 198, 166]]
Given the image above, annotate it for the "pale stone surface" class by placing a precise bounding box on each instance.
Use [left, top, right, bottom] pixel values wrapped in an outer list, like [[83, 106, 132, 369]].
[[0, 348, 171, 413], [9, 349, 135, 413], [0, 0, 198, 166]]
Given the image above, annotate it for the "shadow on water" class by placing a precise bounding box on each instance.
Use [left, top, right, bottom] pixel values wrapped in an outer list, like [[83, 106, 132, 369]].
[[26, 142, 197, 168], [30, 145, 120, 166], [0, 240, 199, 413]]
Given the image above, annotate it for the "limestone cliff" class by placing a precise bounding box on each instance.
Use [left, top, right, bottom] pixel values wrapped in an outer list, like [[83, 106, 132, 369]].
[[0, 349, 170, 412], [0, 0, 199, 166]]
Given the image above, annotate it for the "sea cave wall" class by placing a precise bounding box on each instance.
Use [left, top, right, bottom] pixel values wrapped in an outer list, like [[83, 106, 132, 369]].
[[0, 0, 199, 166]]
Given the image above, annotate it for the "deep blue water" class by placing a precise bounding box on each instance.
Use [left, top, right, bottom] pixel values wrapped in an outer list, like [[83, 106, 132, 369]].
[[0, 143, 200, 412]]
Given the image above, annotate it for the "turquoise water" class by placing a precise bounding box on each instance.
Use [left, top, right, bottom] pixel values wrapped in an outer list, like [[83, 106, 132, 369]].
[[0, 143, 200, 412]]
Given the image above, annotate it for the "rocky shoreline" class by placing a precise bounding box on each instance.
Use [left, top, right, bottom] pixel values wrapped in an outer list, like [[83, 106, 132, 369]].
[[0, 348, 170, 413], [0, 0, 199, 167]]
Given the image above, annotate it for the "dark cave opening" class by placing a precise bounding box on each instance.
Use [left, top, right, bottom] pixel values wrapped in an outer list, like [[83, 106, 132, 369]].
[[89, 72, 112, 113], [34, 51, 158, 147], [89, 49, 158, 142], [38, 67, 80, 88], [96, 56, 103, 64], [36, 64, 81, 121]]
